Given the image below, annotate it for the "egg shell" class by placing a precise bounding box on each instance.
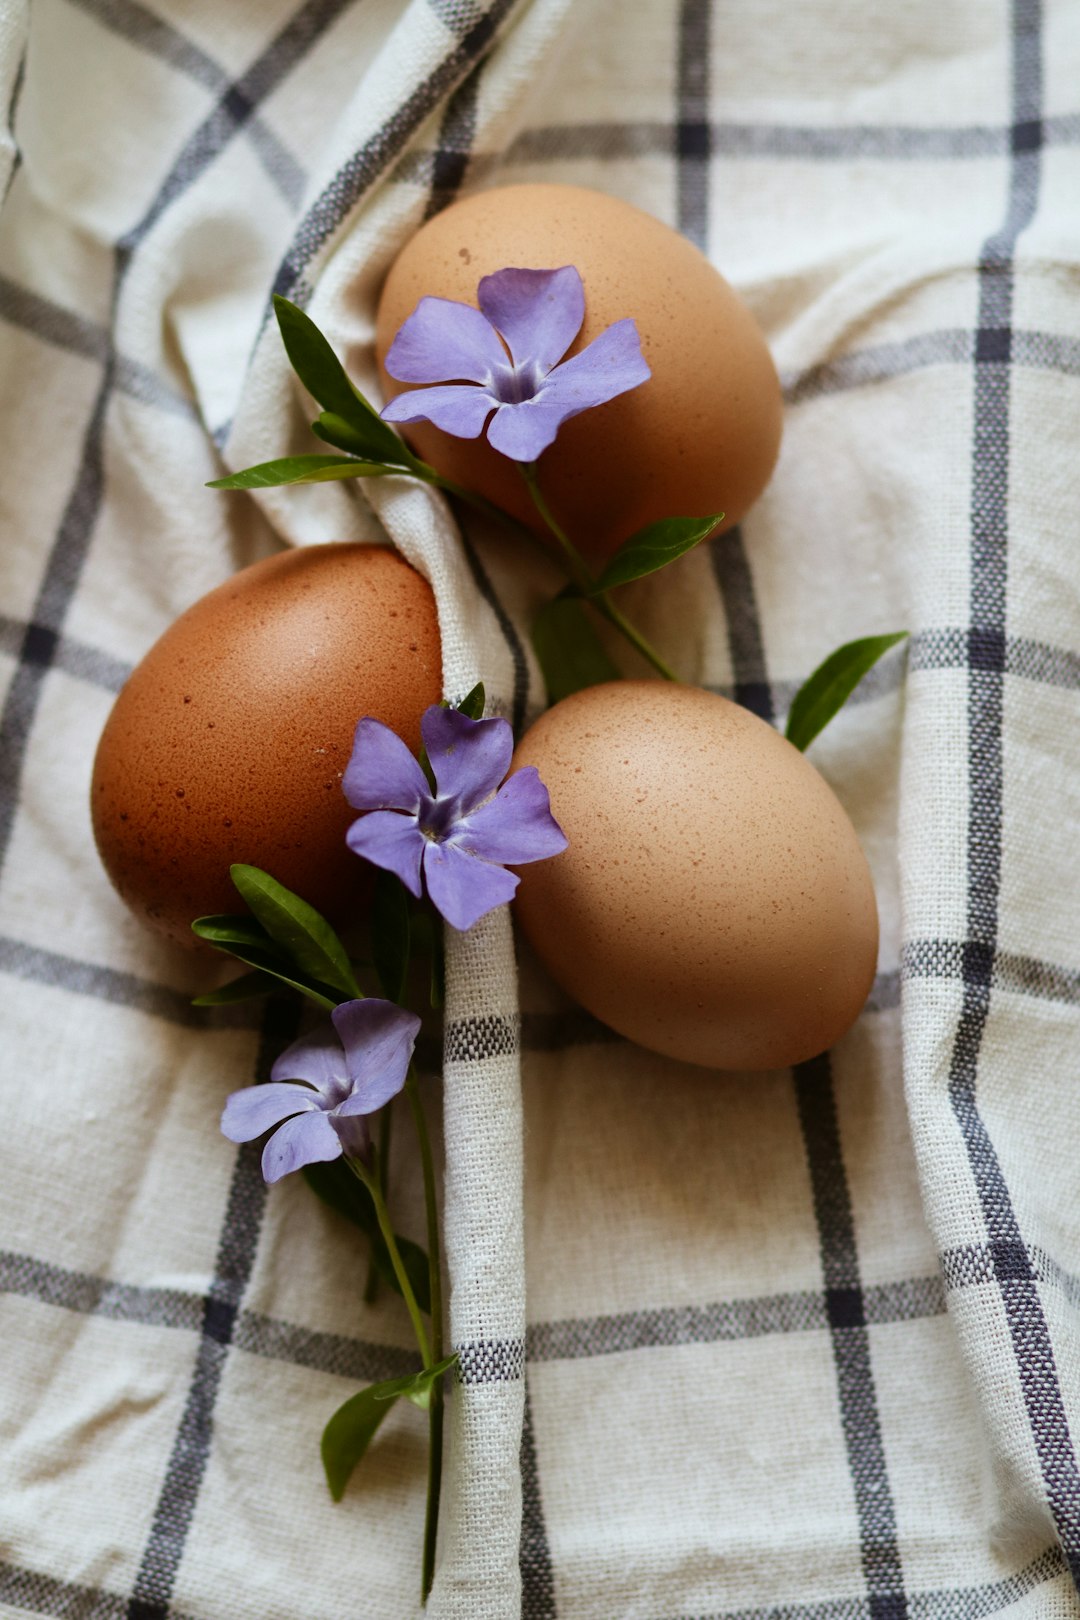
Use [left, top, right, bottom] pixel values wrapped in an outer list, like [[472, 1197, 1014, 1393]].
[[374, 184, 782, 566], [91, 543, 442, 947], [511, 682, 878, 1071]]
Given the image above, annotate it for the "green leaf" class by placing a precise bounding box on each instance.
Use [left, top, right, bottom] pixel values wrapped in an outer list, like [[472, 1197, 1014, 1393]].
[[375, 1353, 458, 1410], [191, 913, 284, 953], [532, 592, 622, 703], [455, 682, 486, 720], [321, 1354, 458, 1500], [207, 455, 393, 490], [594, 513, 724, 593], [272, 296, 414, 467], [191, 969, 277, 1006], [371, 870, 411, 1003], [229, 865, 360, 1000], [321, 1382, 402, 1500], [784, 632, 909, 753], [202, 940, 341, 1010], [302, 1161, 431, 1313]]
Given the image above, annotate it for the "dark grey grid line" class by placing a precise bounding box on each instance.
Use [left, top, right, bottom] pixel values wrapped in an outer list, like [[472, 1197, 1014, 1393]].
[[126, 997, 297, 1620], [646, 1544, 1066, 1620], [709, 526, 774, 721], [456, 1335, 526, 1384], [903, 938, 1080, 1007], [950, 0, 1080, 1588], [0, 935, 265, 1030], [1, 1248, 419, 1382], [424, 54, 484, 219], [795, 1053, 907, 1619], [0, 612, 132, 693], [942, 1243, 1080, 1314], [0, 274, 199, 420], [785, 327, 1080, 404], [394, 109, 1080, 172], [0, 0, 353, 895], [444, 1009, 520, 1062], [65, 0, 307, 210], [520, 1378, 557, 1620], [270, 0, 520, 306], [911, 628, 1080, 690], [0, 1561, 201, 1620], [526, 1276, 945, 1365]]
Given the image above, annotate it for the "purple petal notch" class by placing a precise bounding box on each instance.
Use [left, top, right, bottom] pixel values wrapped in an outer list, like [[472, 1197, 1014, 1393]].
[[381, 265, 649, 463]]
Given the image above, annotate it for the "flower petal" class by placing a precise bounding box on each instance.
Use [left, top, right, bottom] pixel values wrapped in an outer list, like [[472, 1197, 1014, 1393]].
[[221, 1082, 319, 1143], [423, 840, 519, 932], [383, 296, 508, 383], [422, 706, 513, 812], [270, 1024, 346, 1097], [485, 318, 650, 462], [346, 810, 426, 897], [343, 717, 428, 813], [382, 382, 497, 440], [331, 999, 421, 1111], [261, 1110, 342, 1183], [477, 266, 584, 373], [457, 766, 568, 865]]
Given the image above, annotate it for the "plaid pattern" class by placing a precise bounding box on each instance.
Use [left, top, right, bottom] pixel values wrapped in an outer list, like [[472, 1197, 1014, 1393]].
[[2, 0, 1080, 1615]]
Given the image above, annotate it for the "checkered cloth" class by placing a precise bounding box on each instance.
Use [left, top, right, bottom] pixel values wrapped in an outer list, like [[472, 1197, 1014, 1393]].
[[2, 0, 1079, 1616]]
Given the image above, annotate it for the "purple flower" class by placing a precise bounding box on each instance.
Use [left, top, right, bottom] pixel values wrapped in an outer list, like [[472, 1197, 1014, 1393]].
[[221, 1000, 420, 1183], [344, 705, 567, 932], [380, 265, 650, 463]]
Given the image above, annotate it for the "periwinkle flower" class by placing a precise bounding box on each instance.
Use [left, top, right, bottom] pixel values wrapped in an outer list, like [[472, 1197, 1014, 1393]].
[[344, 704, 567, 932], [221, 999, 420, 1183], [380, 265, 650, 463]]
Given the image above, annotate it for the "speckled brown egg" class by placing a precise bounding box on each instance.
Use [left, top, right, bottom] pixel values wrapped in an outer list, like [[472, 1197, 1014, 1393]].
[[511, 682, 878, 1071], [91, 543, 442, 947], [374, 184, 782, 567]]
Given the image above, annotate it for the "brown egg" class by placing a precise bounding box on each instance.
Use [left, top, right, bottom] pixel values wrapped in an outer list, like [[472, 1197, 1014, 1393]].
[[374, 184, 782, 567], [511, 682, 878, 1071], [91, 543, 442, 947]]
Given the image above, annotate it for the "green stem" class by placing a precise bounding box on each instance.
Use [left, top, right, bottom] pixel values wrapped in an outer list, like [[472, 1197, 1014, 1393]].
[[518, 463, 680, 683], [347, 1152, 432, 1368], [361, 1105, 394, 1306], [406, 1068, 444, 1604]]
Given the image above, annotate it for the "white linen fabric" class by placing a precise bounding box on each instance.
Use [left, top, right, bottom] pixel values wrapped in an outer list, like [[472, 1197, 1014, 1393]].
[[2, 0, 1079, 1617]]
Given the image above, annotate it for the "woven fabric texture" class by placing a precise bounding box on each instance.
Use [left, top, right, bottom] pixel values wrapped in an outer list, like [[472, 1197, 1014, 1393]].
[[2, 0, 1079, 1617]]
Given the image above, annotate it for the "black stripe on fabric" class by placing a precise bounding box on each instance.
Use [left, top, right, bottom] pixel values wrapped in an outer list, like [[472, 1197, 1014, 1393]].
[[499, 112, 1080, 167], [271, 0, 520, 304], [527, 1275, 945, 1365], [0, 0, 354, 885], [795, 1054, 907, 1618], [1, 1248, 419, 1380], [456, 1336, 526, 1384], [520, 1378, 558, 1620], [424, 56, 485, 218], [676, 0, 711, 254], [0, 274, 199, 419], [0, 1562, 200, 1620], [126, 996, 300, 1619], [903, 939, 1080, 1007], [709, 526, 775, 721], [942, 1243, 1080, 1312], [65, 0, 307, 209], [0, 613, 132, 692], [444, 1010, 520, 1062], [0, 934, 266, 1029], [952, 6, 1080, 1583]]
